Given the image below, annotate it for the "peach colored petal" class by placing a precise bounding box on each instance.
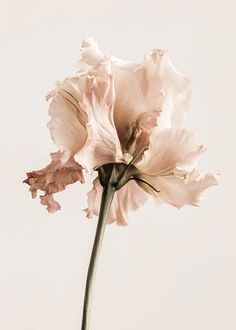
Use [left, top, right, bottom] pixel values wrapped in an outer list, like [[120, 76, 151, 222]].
[[40, 194, 61, 213], [24, 152, 84, 212], [85, 178, 149, 226], [48, 56, 123, 170], [156, 53, 191, 128], [135, 128, 218, 205], [112, 49, 191, 144], [77, 38, 191, 152], [79, 37, 105, 67], [112, 50, 165, 146], [138, 128, 205, 175], [74, 59, 124, 171], [154, 171, 219, 208], [47, 80, 88, 163]]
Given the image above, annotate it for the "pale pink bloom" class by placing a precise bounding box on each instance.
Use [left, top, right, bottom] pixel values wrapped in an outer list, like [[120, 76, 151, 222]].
[[24, 37, 218, 221]]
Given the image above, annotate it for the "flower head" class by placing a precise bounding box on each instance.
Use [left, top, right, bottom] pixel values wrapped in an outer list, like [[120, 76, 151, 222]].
[[24, 37, 218, 223]]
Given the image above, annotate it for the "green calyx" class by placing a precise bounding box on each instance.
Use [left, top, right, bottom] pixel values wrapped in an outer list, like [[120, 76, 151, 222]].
[[98, 162, 160, 195], [98, 163, 139, 190]]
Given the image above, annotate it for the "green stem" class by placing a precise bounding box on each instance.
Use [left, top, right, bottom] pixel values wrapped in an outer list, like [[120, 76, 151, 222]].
[[81, 184, 115, 330]]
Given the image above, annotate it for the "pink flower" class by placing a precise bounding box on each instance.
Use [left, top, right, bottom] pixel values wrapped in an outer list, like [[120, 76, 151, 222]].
[[24, 37, 218, 222]]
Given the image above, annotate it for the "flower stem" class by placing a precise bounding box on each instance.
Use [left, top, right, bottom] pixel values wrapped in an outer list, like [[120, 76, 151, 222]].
[[81, 183, 115, 330]]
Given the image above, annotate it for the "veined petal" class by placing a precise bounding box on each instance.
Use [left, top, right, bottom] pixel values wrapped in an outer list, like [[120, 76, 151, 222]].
[[153, 171, 219, 208], [85, 178, 148, 226], [24, 152, 84, 213], [157, 52, 191, 128], [112, 50, 165, 147], [77, 39, 191, 154], [138, 128, 205, 175], [74, 59, 124, 171], [48, 56, 123, 170], [112, 49, 191, 147], [47, 79, 88, 163]]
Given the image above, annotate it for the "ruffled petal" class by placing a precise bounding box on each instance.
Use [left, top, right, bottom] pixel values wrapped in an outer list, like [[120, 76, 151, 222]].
[[74, 59, 124, 171], [153, 171, 219, 208], [76, 39, 191, 153], [85, 178, 148, 226], [48, 56, 123, 170], [40, 194, 61, 213], [156, 52, 191, 128], [138, 128, 205, 175], [24, 152, 84, 212], [79, 37, 105, 68], [112, 50, 164, 147], [135, 128, 218, 206], [112, 49, 191, 147], [47, 79, 88, 163]]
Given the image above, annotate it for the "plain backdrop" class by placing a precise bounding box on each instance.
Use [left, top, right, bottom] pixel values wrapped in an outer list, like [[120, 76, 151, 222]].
[[0, 0, 235, 329]]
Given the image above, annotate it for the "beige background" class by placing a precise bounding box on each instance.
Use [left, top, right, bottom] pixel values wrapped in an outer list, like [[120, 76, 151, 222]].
[[0, 0, 235, 329]]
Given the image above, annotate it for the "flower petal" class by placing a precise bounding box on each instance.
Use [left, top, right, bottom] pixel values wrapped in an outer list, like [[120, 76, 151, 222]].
[[48, 56, 123, 170], [112, 49, 191, 147], [79, 37, 105, 67], [154, 171, 219, 208], [74, 59, 124, 171], [24, 152, 84, 212], [77, 39, 191, 152], [157, 52, 191, 128], [40, 194, 61, 213], [138, 128, 205, 175], [112, 51, 164, 146], [85, 178, 148, 226], [47, 80, 88, 163]]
